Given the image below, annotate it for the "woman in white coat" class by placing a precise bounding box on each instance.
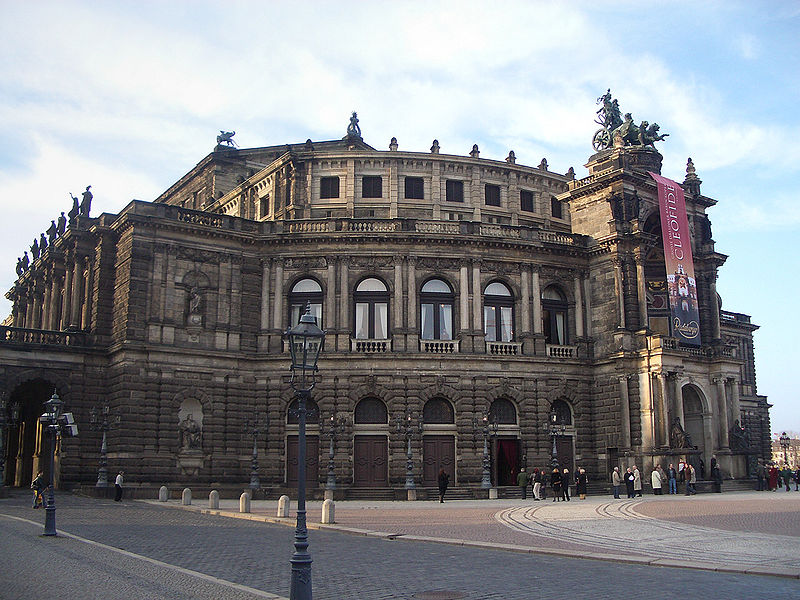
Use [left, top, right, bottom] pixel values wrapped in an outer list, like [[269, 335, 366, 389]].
[[651, 467, 663, 495]]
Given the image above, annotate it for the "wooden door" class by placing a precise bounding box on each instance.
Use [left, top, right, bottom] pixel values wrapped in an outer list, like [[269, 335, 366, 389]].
[[422, 435, 455, 485], [555, 436, 574, 473], [353, 435, 388, 487], [287, 435, 319, 488]]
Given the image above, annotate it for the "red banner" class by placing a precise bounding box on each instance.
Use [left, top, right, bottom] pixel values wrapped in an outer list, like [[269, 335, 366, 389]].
[[649, 172, 701, 346]]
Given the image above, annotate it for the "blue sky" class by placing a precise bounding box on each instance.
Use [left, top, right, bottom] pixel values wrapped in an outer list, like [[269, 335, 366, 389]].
[[1, 1, 798, 435]]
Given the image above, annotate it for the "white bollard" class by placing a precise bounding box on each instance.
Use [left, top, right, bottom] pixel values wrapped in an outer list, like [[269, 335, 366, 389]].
[[321, 498, 335, 524], [209, 490, 219, 509], [489, 488, 498, 500], [277, 494, 290, 517], [239, 492, 251, 513], [407, 489, 417, 501], [182, 488, 192, 505], [158, 486, 169, 502]]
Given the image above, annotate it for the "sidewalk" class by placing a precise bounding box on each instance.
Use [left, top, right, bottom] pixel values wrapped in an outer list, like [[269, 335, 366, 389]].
[[146, 490, 800, 579]]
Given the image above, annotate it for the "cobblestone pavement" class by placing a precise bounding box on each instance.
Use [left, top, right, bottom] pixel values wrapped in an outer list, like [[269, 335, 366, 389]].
[[2, 490, 800, 599]]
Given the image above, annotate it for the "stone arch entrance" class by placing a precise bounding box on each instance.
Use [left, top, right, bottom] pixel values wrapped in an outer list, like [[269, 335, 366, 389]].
[[682, 384, 708, 475], [4, 378, 55, 487]]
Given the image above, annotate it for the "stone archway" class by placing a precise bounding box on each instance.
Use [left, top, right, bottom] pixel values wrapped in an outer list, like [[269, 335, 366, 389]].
[[682, 385, 708, 477], [4, 378, 56, 487]]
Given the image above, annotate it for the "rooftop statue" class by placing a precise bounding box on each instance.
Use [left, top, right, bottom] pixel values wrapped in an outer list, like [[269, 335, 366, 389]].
[[216, 130, 237, 147], [592, 89, 669, 151], [346, 111, 362, 139]]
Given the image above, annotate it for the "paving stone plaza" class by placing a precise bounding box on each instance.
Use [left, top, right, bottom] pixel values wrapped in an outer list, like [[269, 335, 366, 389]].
[[2, 489, 799, 599]]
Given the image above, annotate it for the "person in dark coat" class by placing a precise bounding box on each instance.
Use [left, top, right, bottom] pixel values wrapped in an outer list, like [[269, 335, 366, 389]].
[[624, 467, 635, 498], [561, 468, 571, 501], [576, 468, 588, 499], [768, 465, 779, 491], [437, 468, 449, 503], [550, 468, 562, 502]]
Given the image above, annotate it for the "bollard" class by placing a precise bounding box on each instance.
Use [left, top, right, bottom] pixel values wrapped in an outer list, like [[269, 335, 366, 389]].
[[158, 486, 169, 502], [489, 488, 498, 500], [407, 489, 417, 501], [209, 490, 219, 509], [321, 498, 335, 524], [277, 494, 290, 517], [182, 487, 192, 505], [239, 492, 251, 513]]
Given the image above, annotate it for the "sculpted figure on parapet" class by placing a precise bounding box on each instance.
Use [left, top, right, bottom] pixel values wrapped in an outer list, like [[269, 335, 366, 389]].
[[670, 417, 694, 449], [346, 111, 361, 139], [592, 89, 669, 151], [729, 419, 750, 451]]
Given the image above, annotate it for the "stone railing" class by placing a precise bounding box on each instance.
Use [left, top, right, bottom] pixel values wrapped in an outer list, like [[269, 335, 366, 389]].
[[288, 220, 329, 233], [479, 224, 520, 238], [419, 339, 459, 353], [415, 221, 461, 234], [0, 326, 88, 347], [345, 221, 400, 233], [351, 338, 391, 353], [486, 341, 522, 356], [538, 231, 578, 245], [546, 344, 576, 359]]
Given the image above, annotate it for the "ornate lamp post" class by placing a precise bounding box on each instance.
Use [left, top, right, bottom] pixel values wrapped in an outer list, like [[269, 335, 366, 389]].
[[321, 414, 347, 491], [285, 304, 324, 600], [779, 431, 791, 466], [396, 411, 422, 490], [472, 412, 498, 488], [545, 410, 567, 470], [89, 404, 120, 487], [245, 414, 269, 491], [39, 391, 64, 536]]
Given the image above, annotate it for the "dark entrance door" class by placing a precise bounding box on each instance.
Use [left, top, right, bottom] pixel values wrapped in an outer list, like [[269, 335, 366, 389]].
[[422, 435, 455, 485], [494, 438, 520, 486], [287, 435, 319, 488], [5, 379, 50, 487], [555, 436, 574, 473], [353, 435, 388, 487]]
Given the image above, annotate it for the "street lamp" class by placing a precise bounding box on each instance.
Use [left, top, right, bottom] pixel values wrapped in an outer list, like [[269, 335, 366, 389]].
[[39, 391, 65, 536], [779, 431, 791, 466], [472, 412, 498, 488], [285, 304, 324, 600], [245, 414, 269, 492], [545, 410, 567, 470], [89, 404, 120, 487], [321, 414, 347, 491], [395, 411, 422, 490]]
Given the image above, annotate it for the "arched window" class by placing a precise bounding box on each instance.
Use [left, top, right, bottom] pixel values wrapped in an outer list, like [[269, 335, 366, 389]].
[[484, 282, 514, 342], [551, 398, 572, 425], [289, 278, 323, 328], [420, 279, 454, 340], [354, 398, 388, 424], [287, 398, 320, 424], [542, 286, 568, 345], [423, 398, 455, 424], [488, 398, 517, 425], [354, 278, 389, 339]]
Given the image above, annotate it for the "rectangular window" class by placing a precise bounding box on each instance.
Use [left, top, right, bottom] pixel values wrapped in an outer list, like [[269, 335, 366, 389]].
[[484, 306, 497, 342], [485, 184, 501, 206], [374, 302, 388, 338], [439, 304, 452, 340], [321, 176, 339, 199], [355, 303, 369, 339], [259, 194, 270, 217], [551, 197, 563, 219], [446, 180, 464, 203], [520, 190, 534, 212], [404, 177, 424, 199], [362, 176, 382, 198], [421, 303, 434, 339]]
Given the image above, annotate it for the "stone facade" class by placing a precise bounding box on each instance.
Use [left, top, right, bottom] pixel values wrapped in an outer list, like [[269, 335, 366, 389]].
[[1, 127, 770, 495]]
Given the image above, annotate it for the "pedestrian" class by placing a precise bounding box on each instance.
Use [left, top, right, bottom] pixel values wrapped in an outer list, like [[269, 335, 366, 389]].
[[768, 464, 779, 491], [794, 468, 800, 492], [712, 464, 722, 493], [632, 465, 642, 497], [782, 465, 792, 491], [532, 468, 542, 501], [31, 471, 46, 508], [550, 468, 562, 502], [685, 463, 697, 495], [561, 467, 571, 501], [114, 470, 124, 502], [517, 468, 529, 500], [651, 467, 663, 495], [576, 468, 588, 500], [611, 466, 621, 499], [437, 468, 449, 503], [756, 460, 767, 491], [625, 467, 635, 498], [667, 463, 678, 494]]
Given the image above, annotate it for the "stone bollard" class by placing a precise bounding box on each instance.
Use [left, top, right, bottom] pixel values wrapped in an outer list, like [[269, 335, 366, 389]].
[[239, 492, 251, 513], [209, 490, 219, 509], [321, 498, 335, 524], [407, 489, 417, 501], [182, 488, 192, 505], [489, 488, 498, 500], [277, 494, 290, 517], [158, 486, 169, 502]]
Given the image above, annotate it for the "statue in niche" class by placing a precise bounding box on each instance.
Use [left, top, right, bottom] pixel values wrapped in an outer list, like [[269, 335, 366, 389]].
[[729, 420, 749, 451], [670, 417, 694, 449], [180, 413, 202, 450], [187, 286, 203, 326]]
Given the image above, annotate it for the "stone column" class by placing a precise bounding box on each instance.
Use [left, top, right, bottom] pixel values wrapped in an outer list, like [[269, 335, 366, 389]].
[[573, 271, 584, 339], [634, 249, 647, 330], [613, 259, 626, 329], [532, 268, 542, 335], [727, 377, 741, 427], [81, 258, 93, 330], [326, 257, 336, 330], [70, 255, 83, 327], [339, 258, 349, 344], [48, 278, 62, 331], [471, 259, 481, 332], [656, 372, 670, 448], [639, 371, 654, 450], [714, 377, 730, 450], [393, 257, 403, 331], [272, 259, 284, 331], [520, 267, 530, 335], [62, 253, 74, 329], [407, 257, 416, 331], [459, 262, 469, 333], [31, 287, 43, 329], [582, 271, 592, 338], [669, 371, 684, 426], [618, 375, 632, 449], [260, 259, 271, 331], [42, 278, 53, 330]]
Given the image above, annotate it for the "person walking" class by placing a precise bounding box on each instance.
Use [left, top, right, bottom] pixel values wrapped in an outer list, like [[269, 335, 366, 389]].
[[782, 465, 792, 491], [625, 467, 635, 498], [31, 471, 46, 508], [576, 468, 588, 500], [686, 463, 697, 495], [550, 468, 562, 502], [561, 468, 571, 501], [651, 467, 663, 495], [532, 468, 543, 501], [756, 460, 767, 491], [793, 467, 800, 492], [611, 466, 621, 499], [667, 463, 678, 494], [517, 468, 529, 500], [768, 464, 779, 491], [632, 465, 642, 497], [114, 471, 124, 502], [437, 468, 449, 503]]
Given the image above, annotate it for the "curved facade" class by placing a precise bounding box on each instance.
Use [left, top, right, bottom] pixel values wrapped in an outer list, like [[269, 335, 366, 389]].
[[1, 127, 770, 495]]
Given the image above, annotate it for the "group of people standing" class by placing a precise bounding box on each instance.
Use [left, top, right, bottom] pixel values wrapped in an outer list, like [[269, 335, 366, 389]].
[[517, 467, 588, 501], [611, 461, 702, 498], [757, 461, 800, 492]]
